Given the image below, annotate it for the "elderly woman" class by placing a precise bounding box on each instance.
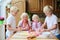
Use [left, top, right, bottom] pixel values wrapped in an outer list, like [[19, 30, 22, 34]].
[[41, 5, 60, 39], [17, 12, 31, 31], [6, 6, 18, 38]]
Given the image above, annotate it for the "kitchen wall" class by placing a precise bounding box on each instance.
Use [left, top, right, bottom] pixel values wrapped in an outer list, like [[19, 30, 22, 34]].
[[0, 0, 11, 19], [11, 0, 26, 25], [0, 0, 11, 40]]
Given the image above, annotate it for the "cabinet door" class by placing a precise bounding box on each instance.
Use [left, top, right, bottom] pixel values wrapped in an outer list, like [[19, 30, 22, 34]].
[[55, 0, 60, 13], [42, 0, 55, 11], [27, 0, 42, 13], [11, 0, 26, 25]]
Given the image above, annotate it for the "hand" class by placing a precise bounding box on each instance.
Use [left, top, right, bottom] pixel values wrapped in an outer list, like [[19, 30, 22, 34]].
[[40, 29, 45, 32], [16, 27, 22, 31]]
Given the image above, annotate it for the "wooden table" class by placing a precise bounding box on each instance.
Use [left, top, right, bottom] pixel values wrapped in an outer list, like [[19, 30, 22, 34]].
[[8, 31, 58, 40]]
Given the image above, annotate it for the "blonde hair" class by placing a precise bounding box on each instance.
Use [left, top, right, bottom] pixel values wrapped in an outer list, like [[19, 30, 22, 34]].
[[43, 5, 53, 13], [32, 14, 39, 21], [10, 6, 18, 12], [20, 12, 29, 19]]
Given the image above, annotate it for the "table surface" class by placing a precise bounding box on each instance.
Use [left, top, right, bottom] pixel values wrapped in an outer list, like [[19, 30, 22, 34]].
[[8, 31, 58, 40]]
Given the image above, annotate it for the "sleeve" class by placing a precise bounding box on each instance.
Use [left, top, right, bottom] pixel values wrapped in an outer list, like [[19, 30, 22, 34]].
[[7, 17, 13, 25], [45, 17, 47, 23], [53, 17, 58, 25], [18, 20, 22, 27]]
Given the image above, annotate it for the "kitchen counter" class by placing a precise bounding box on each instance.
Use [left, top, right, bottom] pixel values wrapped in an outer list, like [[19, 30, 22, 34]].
[[7, 31, 58, 40]]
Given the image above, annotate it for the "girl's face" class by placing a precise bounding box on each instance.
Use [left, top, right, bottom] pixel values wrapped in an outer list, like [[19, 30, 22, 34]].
[[23, 16, 28, 20], [12, 11, 18, 16], [33, 16, 39, 22], [23, 16, 28, 23]]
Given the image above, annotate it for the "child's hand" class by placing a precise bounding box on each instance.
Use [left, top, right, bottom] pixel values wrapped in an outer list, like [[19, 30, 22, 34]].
[[16, 27, 22, 31], [40, 29, 45, 32], [22, 27, 29, 31]]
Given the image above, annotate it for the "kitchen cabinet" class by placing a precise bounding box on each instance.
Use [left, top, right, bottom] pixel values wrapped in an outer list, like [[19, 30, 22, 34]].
[[11, 0, 26, 25], [27, 0, 42, 13], [27, 0, 60, 14], [55, 0, 60, 13], [42, 0, 55, 11], [27, 0, 54, 13]]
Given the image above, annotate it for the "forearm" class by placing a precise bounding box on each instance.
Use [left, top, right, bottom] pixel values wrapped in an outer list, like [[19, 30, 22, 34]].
[[41, 24, 45, 28], [7, 24, 16, 31], [45, 24, 57, 32], [41, 23, 46, 29], [8, 27, 16, 31], [48, 25, 57, 31]]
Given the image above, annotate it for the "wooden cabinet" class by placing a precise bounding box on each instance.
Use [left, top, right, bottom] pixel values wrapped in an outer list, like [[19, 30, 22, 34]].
[[27, 0, 55, 13], [27, 0, 42, 13], [55, 0, 60, 13], [11, 0, 26, 25], [42, 0, 55, 11], [27, 0, 60, 14]]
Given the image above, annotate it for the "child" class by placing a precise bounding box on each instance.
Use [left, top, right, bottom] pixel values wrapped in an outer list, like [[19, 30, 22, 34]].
[[17, 12, 31, 31], [6, 6, 18, 38], [32, 14, 42, 32], [27, 14, 42, 37], [42, 5, 60, 39]]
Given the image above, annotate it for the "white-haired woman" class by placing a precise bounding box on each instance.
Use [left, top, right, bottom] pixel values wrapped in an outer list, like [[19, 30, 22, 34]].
[[17, 12, 31, 31], [41, 5, 60, 39], [6, 6, 18, 38]]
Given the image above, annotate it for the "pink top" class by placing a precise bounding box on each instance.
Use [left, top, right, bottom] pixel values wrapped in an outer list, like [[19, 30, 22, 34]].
[[18, 20, 31, 31], [32, 21, 42, 31]]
